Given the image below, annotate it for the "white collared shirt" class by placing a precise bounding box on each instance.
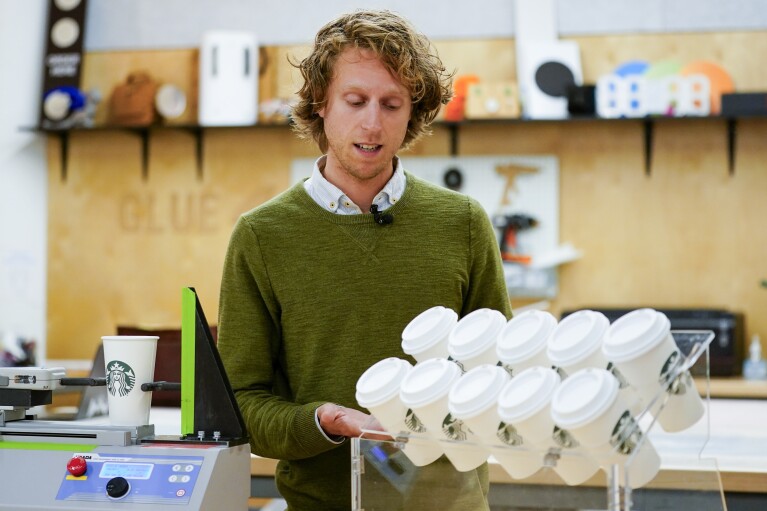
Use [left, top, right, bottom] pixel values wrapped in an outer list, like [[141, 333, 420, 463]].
[[303, 155, 406, 214]]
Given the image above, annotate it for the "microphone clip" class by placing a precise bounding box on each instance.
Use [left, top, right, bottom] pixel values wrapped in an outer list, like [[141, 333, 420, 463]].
[[370, 204, 394, 225]]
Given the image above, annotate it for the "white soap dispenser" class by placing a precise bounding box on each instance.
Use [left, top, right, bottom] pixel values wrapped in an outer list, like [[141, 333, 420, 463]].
[[743, 334, 767, 381]]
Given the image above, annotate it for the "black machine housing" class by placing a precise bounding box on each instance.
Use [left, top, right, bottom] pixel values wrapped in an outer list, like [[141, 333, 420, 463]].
[[561, 307, 745, 377]]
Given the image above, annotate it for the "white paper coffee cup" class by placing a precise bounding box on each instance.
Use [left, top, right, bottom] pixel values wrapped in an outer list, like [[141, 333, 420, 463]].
[[547, 310, 610, 375], [355, 357, 443, 466], [603, 308, 704, 432], [551, 368, 661, 488], [102, 335, 158, 426], [497, 366, 600, 484], [448, 308, 506, 372], [497, 311, 556, 376], [447, 364, 510, 444], [497, 366, 561, 444], [401, 306, 458, 362], [400, 358, 489, 472]]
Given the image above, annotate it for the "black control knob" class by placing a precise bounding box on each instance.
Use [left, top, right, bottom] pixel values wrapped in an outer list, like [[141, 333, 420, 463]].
[[106, 477, 130, 499]]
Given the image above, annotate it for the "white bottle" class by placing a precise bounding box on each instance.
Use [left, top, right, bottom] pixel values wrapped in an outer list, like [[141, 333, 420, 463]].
[[742, 335, 767, 381], [198, 31, 258, 126]]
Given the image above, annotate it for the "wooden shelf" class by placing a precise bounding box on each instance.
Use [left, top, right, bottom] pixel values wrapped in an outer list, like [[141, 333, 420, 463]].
[[695, 377, 767, 400], [31, 114, 767, 179]]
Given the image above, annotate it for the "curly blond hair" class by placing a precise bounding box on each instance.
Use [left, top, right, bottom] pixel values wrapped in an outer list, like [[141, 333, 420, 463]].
[[291, 9, 453, 152]]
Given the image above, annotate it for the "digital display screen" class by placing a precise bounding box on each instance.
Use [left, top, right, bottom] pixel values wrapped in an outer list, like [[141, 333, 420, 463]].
[[99, 462, 154, 480]]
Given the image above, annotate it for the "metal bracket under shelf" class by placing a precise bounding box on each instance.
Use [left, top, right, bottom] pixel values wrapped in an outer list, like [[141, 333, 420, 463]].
[[443, 117, 741, 177], [55, 127, 205, 182], [642, 117, 737, 177]]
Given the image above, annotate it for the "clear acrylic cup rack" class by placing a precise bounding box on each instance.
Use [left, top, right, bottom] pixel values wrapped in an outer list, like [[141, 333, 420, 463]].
[[352, 330, 723, 511]]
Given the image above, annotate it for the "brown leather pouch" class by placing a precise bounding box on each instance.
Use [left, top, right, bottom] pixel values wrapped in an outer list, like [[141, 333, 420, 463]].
[[109, 72, 158, 126]]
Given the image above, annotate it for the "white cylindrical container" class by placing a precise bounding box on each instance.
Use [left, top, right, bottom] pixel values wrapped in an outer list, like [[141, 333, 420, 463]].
[[603, 308, 704, 432], [551, 368, 661, 489], [400, 358, 489, 472], [448, 308, 506, 371], [447, 364, 510, 445], [356, 357, 443, 466], [102, 336, 158, 427], [401, 306, 458, 362], [547, 310, 610, 376], [497, 366, 600, 484], [496, 310, 556, 376]]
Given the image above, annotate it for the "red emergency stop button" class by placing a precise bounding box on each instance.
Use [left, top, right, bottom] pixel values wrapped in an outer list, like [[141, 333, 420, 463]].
[[67, 456, 87, 477]]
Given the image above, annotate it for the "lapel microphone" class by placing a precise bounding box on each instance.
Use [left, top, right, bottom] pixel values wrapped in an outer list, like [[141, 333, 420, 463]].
[[370, 204, 394, 225]]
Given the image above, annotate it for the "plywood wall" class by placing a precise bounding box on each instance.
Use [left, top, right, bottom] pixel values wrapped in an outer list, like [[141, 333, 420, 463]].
[[47, 32, 767, 360]]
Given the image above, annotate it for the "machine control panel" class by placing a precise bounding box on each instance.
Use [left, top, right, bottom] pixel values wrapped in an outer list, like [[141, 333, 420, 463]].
[[56, 452, 204, 505]]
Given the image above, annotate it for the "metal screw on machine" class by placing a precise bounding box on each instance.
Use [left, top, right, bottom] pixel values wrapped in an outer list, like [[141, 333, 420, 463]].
[[198, 430, 205, 441], [213, 431, 221, 441]]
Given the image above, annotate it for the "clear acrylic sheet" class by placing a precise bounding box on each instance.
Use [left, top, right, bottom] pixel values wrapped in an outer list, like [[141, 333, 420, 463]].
[[353, 330, 725, 511]]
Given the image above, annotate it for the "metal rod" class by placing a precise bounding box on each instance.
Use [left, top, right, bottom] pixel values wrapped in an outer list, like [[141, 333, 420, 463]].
[[141, 381, 181, 392], [60, 377, 106, 386]]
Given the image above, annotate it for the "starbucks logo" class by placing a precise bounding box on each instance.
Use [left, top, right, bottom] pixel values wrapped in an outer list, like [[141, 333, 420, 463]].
[[609, 410, 642, 456], [404, 408, 427, 433], [497, 422, 524, 446], [659, 351, 687, 395], [107, 360, 136, 397], [441, 413, 468, 441], [552, 426, 579, 449]]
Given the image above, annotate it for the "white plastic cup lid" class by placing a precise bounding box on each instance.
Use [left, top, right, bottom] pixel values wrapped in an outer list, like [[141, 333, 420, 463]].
[[602, 308, 671, 362], [355, 358, 412, 409], [399, 358, 462, 410], [401, 306, 458, 356], [496, 310, 557, 365], [547, 310, 608, 368], [447, 364, 510, 420], [550, 368, 619, 430], [448, 308, 506, 362], [497, 366, 561, 424]]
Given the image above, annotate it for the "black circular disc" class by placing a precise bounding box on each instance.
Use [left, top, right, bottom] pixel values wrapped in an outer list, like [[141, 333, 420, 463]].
[[443, 168, 463, 191], [535, 61, 576, 98]]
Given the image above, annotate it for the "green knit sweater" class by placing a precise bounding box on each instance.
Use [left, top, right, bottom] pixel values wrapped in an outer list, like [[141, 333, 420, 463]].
[[218, 172, 511, 510]]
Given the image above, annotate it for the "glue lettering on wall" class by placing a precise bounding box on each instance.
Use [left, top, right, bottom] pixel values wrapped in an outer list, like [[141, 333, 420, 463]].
[[118, 192, 219, 233]]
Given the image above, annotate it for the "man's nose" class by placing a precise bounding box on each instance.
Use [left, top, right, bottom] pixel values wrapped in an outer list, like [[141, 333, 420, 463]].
[[361, 103, 382, 131]]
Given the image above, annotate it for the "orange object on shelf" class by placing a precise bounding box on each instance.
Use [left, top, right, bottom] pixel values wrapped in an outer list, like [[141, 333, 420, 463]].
[[680, 61, 735, 115], [444, 74, 480, 121]]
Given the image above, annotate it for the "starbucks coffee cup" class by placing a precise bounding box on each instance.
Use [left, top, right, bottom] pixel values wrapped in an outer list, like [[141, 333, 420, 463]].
[[400, 358, 490, 472], [448, 308, 506, 371], [447, 364, 510, 445], [603, 308, 704, 432], [497, 366, 600, 484], [401, 306, 458, 362], [496, 310, 556, 376], [547, 310, 610, 375], [497, 366, 561, 444], [355, 357, 443, 466], [102, 335, 158, 426], [551, 368, 661, 488]]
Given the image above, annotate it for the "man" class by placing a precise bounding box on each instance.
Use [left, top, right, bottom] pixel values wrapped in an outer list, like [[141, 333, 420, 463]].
[[217, 9, 511, 510]]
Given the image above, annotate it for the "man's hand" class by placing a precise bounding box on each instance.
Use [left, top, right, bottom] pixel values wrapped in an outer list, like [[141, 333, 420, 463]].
[[316, 403, 388, 439]]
